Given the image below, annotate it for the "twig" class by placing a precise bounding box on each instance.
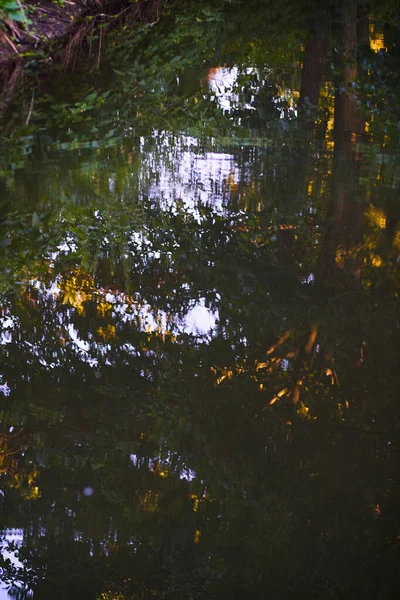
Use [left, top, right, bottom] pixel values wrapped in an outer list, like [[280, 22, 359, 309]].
[[148, 16, 161, 26], [4, 17, 22, 40], [266, 331, 290, 355], [26, 89, 35, 125], [40, 15, 73, 23], [21, 29, 40, 43], [267, 387, 289, 406], [97, 27, 102, 68], [290, 325, 318, 404], [3, 33, 19, 54], [33, 6, 57, 12]]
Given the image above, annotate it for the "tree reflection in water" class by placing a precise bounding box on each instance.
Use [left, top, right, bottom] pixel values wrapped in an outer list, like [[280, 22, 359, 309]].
[[1, 0, 400, 598]]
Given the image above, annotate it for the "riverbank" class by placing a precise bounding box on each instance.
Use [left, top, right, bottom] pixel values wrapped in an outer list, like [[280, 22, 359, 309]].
[[0, 0, 162, 66], [0, 0, 162, 109]]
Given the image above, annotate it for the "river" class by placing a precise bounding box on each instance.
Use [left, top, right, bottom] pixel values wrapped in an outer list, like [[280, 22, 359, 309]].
[[0, 0, 399, 598]]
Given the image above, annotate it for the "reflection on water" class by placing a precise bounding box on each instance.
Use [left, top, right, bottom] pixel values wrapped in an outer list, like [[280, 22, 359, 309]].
[[140, 133, 240, 212], [1, 0, 400, 598], [0, 530, 33, 600]]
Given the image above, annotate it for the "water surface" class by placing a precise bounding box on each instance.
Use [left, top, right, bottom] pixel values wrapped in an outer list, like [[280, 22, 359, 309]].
[[1, 0, 400, 598]]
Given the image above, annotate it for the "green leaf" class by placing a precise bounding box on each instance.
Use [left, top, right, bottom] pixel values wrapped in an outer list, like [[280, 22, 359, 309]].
[[3, 0, 19, 9], [5, 9, 25, 22], [85, 92, 98, 102]]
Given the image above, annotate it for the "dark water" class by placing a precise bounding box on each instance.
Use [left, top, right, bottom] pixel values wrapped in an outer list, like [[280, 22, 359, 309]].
[[1, 0, 400, 598]]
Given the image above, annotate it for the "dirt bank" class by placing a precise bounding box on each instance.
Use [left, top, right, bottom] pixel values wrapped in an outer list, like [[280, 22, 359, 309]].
[[0, 0, 162, 66], [0, 0, 162, 109], [0, 0, 92, 65]]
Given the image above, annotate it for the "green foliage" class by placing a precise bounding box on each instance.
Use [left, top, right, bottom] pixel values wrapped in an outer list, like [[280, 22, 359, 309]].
[[0, 0, 29, 23]]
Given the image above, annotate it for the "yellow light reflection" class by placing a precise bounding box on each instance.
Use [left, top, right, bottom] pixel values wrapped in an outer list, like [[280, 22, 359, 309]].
[[366, 205, 386, 229], [369, 24, 386, 53]]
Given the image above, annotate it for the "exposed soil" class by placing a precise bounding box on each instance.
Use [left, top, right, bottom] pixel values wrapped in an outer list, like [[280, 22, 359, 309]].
[[0, 0, 162, 66], [0, 0, 91, 65], [0, 0, 162, 108]]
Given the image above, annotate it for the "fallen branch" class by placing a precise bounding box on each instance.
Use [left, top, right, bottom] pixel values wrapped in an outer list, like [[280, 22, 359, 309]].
[[3, 32, 19, 54]]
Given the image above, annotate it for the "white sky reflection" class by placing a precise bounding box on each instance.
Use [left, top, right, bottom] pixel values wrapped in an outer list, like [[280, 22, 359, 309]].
[[140, 133, 239, 213]]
